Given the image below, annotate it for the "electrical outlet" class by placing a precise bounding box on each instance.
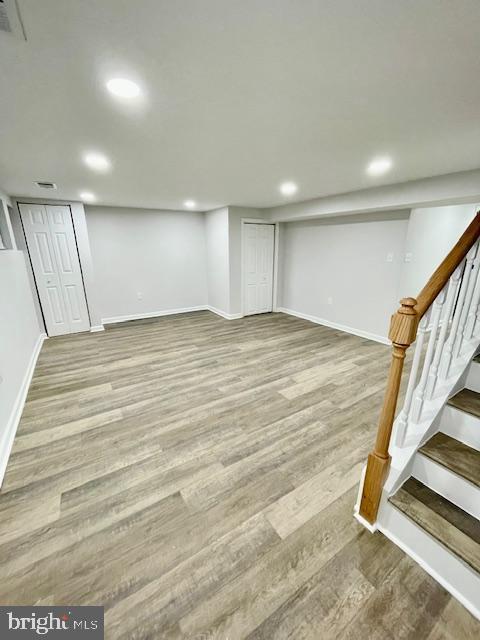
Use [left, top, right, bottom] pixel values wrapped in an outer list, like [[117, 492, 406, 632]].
[[137, 292, 143, 300], [327, 297, 333, 305]]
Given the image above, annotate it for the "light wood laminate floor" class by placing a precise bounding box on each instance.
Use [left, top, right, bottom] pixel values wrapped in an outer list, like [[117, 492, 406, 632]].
[[1, 311, 478, 639]]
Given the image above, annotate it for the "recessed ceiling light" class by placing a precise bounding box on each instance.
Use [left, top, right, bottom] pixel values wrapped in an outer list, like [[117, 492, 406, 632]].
[[106, 78, 141, 99], [280, 181, 298, 196], [79, 191, 96, 203], [83, 152, 111, 172], [184, 200, 196, 209], [367, 156, 393, 176]]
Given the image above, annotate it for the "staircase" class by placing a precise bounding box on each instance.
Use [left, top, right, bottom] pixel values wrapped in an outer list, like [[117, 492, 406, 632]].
[[355, 211, 480, 620], [385, 373, 480, 618]]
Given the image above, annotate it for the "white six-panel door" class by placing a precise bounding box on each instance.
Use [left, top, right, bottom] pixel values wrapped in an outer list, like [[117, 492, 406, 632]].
[[243, 223, 275, 315], [19, 203, 90, 336]]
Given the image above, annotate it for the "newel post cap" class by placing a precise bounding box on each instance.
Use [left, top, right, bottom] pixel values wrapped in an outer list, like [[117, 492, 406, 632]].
[[388, 297, 419, 345], [398, 297, 417, 314]]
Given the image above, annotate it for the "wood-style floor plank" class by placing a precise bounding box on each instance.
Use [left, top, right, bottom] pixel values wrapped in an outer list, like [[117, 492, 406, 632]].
[[0, 311, 478, 639]]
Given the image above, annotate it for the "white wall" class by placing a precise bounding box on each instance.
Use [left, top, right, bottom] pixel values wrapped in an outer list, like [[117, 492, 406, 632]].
[[0, 195, 16, 250], [86, 206, 208, 322], [205, 207, 230, 316], [399, 204, 479, 297], [0, 189, 43, 483], [278, 212, 409, 341], [265, 169, 480, 223], [9, 204, 45, 330]]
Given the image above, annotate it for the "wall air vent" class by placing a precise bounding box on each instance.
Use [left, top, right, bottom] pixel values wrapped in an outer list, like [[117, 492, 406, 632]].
[[35, 181, 57, 190], [0, 0, 26, 39]]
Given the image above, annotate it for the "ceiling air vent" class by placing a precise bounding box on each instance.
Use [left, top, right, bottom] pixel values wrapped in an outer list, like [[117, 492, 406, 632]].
[[0, 1, 26, 39], [35, 181, 57, 190]]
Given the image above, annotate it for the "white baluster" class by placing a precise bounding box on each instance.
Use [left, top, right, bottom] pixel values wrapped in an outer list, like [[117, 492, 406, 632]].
[[454, 243, 480, 358], [439, 251, 474, 378], [410, 292, 445, 423], [465, 240, 480, 340], [426, 266, 463, 399], [395, 314, 428, 446]]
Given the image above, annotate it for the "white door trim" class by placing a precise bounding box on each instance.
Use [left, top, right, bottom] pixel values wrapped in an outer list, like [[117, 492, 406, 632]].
[[241, 219, 279, 317]]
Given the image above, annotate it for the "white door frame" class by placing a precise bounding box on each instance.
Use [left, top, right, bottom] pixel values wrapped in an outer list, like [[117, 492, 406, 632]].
[[241, 218, 280, 317]]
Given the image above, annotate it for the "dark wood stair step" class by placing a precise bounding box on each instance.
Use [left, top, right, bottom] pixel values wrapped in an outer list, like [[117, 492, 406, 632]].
[[448, 388, 480, 419], [390, 478, 480, 574], [419, 433, 480, 488]]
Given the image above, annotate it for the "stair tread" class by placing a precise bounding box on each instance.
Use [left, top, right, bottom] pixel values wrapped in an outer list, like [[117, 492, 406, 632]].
[[390, 478, 480, 573], [420, 433, 480, 488], [448, 388, 480, 418]]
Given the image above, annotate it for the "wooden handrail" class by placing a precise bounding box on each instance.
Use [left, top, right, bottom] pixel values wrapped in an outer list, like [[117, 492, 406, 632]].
[[359, 210, 480, 525]]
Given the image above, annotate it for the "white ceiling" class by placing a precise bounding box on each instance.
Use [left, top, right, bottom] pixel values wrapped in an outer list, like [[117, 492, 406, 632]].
[[1, 0, 480, 210]]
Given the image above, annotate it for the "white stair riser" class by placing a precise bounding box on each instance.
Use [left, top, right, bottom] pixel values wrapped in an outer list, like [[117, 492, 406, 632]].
[[465, 360, 480, 392], [412, 454, 480, 520], [379, 501, 480, 621], [439, 405, 480, 451]]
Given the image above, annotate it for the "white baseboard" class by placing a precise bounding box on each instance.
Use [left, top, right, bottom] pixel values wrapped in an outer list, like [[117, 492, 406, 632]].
[[0, 332, 46, 486], [102, 306, 208, 325], [276, 307, 390, 345], [102, 306, 245, 325], [353, 509, 378, 533], [206, 305, 243, 320], [90, 325, 105, 333], [353, 464, 379, 533], [102, 306, 387, 333]]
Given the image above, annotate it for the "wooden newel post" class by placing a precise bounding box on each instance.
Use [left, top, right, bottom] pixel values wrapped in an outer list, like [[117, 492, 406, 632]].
[[359, 297, 418, 524]]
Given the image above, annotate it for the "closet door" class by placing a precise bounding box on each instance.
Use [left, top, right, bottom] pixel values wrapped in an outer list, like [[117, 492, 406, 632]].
[[243, 223, 275, 315], [19, 203, 90, 336]]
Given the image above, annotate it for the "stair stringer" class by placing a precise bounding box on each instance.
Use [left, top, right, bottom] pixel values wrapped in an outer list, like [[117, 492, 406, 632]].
[[377, 498, 480, 621]]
